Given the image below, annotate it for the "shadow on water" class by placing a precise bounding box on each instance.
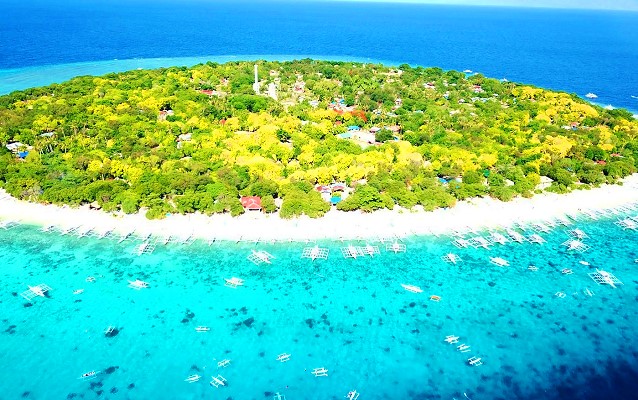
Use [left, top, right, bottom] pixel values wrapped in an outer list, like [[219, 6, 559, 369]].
[[527, 359, 638, 400]]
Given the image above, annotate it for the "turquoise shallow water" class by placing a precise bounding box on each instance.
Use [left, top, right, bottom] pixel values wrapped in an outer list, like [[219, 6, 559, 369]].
[[0, 55, 393, 97], [1, 215, 638, 400]]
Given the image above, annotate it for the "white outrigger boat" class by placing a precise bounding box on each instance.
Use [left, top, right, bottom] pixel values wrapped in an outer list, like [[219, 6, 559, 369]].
[[217, 359, 231, 368], [302, 245, 329, 261], [506, 229, 526, 243], [184, 374, 201, 383], [195, 326, 210, 332], [311, 367, 328, 377], [20, 284, 51, 301], [29, 285, 45, 297], [135, 241, 156, 255], [597, 269, 618, 288], [568, 228, 588, 240], [346, 390, 361, 400], [528, 233, 546, 244], [588, 269, 623, 289], [386, 241, 406, 253], [401, 284, 423, 293], [128, 279, 149, 290], [210, 374, 227, 388], [488, 231, 509, 245], [452, 238, 471, 248], [600, 271, 615, 287], [490, 257, 510, 267], [224, 277, 244, 288], [341, 244, 363, 259], [562, 239, 590, 252], [248, 249, 275, 265], [441, 253, 462, 264], [362, 243, 380, 256], [78, 370, 100, 380]]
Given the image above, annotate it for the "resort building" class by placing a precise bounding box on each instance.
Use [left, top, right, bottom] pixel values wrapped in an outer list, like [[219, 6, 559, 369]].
[[198, 89, 223, 97], [240, 196, 262, 211]]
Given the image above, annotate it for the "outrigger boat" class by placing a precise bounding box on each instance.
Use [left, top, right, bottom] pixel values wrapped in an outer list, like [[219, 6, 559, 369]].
[[184, 374, 201, 383], [598, 269, 617, 288], [401, 284, 423, 293], [346, 390, 361, 400], [78, 370, 100, 380]]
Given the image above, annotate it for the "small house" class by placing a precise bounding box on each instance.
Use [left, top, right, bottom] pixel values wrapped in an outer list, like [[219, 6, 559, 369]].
[[240, 196, 262, 211], [158, 109, 174, 121], [353, 131, 376, 144], [6, 142, 25, 153], [315, 185, 331, 194], [331, 183, 347, 192], [385, 125, 402, 134]]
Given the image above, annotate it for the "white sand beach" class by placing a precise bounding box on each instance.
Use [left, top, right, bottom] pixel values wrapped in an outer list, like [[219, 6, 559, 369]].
[[2, 176, 638, 241]]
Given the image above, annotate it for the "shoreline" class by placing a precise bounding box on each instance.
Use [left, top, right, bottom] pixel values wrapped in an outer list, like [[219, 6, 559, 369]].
[[2, 176, 638, 242]]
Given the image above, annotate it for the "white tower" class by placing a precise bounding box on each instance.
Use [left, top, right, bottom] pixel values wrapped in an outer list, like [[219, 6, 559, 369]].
[[253, 64, 260, 95]]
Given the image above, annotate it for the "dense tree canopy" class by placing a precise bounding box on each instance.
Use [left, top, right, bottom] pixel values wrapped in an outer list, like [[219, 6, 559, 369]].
[[0, 60, 636, 219]]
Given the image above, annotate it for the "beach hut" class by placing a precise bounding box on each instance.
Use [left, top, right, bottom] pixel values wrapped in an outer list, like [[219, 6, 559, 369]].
[[240, 196, 262, 211]]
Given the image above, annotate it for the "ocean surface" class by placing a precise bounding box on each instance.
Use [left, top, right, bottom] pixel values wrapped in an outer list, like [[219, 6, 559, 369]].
[[2, 2, 638, 399], [1, 0, 638, 113], [2, 212, 638, 400]]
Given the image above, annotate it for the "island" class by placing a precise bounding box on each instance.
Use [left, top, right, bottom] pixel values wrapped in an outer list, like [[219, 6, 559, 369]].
[[0, 59, 636, 225]]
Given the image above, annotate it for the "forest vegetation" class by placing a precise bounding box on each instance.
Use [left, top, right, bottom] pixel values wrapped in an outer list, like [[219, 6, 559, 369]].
[[0, 59, 636, 219]]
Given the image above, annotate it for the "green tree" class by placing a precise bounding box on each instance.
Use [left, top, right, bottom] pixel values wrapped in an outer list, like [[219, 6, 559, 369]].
[[375, 129, 394, 143]]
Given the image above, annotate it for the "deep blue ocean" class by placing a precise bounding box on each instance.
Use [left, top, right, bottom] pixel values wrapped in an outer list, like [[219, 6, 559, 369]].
[[0, 0, 637, 113]]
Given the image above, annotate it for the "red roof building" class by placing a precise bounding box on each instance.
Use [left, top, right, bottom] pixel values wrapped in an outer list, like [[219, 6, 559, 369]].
[[240, 196, 262, 211]]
